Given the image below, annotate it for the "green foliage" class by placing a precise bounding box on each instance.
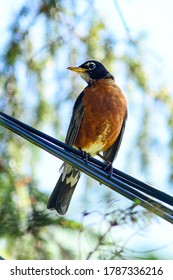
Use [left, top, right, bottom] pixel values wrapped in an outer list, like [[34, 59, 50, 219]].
[[0, 0, 172, 259]]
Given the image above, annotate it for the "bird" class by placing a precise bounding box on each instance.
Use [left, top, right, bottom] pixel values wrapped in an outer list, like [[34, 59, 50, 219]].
[[47, 60, 127, 215]]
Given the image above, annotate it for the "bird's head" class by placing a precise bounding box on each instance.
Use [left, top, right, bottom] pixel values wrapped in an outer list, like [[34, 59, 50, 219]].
[[67, 60, 114, 84]]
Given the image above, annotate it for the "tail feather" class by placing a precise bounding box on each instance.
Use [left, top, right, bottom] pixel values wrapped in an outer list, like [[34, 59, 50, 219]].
[[47, 165, 80, 215]]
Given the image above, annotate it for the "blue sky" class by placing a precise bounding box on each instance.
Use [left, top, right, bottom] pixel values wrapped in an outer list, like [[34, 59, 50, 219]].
[[1, 0, 173, 85], [96, 0, 173, 89], [41, 0, 173, 258], [1, 0, 173, 258]]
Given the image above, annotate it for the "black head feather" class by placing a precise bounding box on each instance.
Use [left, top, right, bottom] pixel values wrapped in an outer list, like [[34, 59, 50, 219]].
[[78, 60, 114, 83]]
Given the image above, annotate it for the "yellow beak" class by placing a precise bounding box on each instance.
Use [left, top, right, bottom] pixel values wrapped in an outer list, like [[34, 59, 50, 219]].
[[67, 66, 87, 73]]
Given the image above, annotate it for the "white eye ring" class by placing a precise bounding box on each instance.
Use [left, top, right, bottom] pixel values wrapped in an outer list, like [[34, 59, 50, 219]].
[[87, 62, 96, 70]]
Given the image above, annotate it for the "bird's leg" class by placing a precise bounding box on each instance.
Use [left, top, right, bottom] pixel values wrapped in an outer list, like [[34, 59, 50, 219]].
[[97, 153, 113, 177], [81, 150, 90, 164]]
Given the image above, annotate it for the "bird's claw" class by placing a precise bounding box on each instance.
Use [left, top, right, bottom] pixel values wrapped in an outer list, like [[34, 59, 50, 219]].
[[81, 151, 90, 164], [104, 161, 113, 177]]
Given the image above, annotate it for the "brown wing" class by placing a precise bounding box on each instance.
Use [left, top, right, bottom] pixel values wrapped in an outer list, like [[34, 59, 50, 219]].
[[103, 112, 127, 163], [65, 91, 85, 146]]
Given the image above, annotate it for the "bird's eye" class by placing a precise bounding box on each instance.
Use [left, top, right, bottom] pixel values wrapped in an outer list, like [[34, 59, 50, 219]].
[[87, 62, 96, 70]]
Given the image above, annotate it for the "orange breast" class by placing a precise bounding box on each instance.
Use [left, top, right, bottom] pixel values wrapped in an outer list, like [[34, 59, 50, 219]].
[[74, 78, 127, 156]]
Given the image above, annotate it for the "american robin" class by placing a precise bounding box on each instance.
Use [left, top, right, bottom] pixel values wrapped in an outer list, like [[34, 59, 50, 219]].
[[47, 60, 127, 215]]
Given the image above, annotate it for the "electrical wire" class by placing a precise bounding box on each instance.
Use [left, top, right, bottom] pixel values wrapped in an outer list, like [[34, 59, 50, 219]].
[[0, 111, 173, 223]]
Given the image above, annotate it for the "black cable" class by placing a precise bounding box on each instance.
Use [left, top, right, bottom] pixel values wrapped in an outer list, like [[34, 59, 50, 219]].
[[1, 112, 172, 205], [0, 111, 173, 223]]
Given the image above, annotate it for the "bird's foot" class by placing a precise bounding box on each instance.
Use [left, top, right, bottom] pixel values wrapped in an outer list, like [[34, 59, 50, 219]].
[[81, 151, 90, 164], [97, 152, 113, 177], [104, 161, 113, 177]]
